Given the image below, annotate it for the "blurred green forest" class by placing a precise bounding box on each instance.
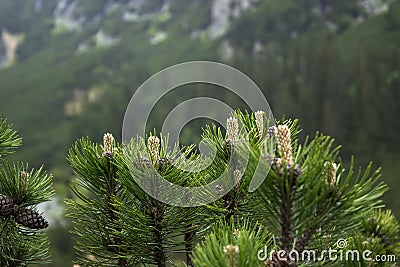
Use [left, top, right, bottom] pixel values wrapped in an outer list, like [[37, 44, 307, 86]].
[[0, 0, 399, 265]]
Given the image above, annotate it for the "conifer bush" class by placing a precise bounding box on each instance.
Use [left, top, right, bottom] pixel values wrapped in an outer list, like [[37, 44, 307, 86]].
[[66, 110, 400, 266], [0, 116, 54, 266]]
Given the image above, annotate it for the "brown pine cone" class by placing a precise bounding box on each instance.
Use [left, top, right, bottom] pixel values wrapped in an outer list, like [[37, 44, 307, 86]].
[[0, 194, 15, 218], [14, 207, 48, 229]]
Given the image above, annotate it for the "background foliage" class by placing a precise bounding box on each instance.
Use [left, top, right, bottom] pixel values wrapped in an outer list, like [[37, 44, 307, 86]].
[[0, 0, 398, 265]]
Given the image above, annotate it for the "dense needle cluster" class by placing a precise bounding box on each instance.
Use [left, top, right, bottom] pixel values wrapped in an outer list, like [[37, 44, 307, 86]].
[[63, 111, 399, 267]]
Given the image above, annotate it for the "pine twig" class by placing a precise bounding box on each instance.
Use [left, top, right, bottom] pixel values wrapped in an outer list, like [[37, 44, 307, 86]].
[[104, 149, 127, 267], [279, 167, 298, 252], [277, 163, 301, 267], [184, 225, 195, 267], [149, 199, 166, 267]]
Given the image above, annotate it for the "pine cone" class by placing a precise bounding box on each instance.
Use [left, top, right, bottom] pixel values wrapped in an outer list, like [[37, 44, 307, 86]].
[[0, 194, 15, 218], [15, 207, 48, 229]]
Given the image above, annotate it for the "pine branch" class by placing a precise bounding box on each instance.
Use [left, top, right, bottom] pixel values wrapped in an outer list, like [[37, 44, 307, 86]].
[[294, 227, 314, 255], [0, 123, 53, 265], [114, 136, 204, 266], [277, 166, 298, 266], [222, 171, 240, 223], [65, 114, 399, 266], [294, 203, 327, 255], [0, 117, 21, 157], [184, 223, 195, 267], [279, 198, 294, 252], [148, 198, 166, 267], [193, 219, 273, 267], [104, 156, 127, 267], [67, 135, 136, 266]]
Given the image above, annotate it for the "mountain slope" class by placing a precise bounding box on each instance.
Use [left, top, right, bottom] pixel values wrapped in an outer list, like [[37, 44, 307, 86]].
[[0, 0, 398, 199]]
